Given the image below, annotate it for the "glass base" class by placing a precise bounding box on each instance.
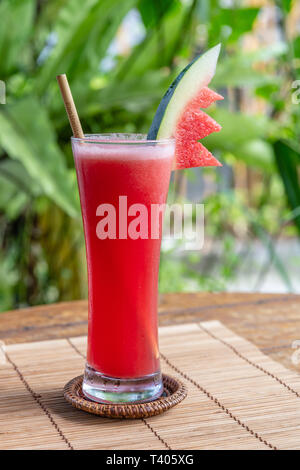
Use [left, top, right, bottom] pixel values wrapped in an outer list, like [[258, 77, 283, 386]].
[[82, 363, 164, 404]]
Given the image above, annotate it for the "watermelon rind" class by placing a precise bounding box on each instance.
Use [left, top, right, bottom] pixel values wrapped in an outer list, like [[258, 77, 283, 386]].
[[147, 44, 221, 141]]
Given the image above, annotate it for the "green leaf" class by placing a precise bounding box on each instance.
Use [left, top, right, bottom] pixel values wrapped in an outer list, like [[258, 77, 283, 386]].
[[208, 7, 259, 44], [202, 110, 277, 171], [36, 0, 135, 95], [0, 159, 41, 196], [203, 109, 270, 147], [0, 159, 34, 219], [71, 0, 136, 79], [0, 171, 29, 219], [114, 1, 187, 78], [273, 140, 300, 235], [0, 0, 35, 76], [53, 69, 173, 130], [138, 0, 176, 28], [232, 140, 275, 172], [35, 0, 70, 27], [36, 0, 98, 94], [212, 44, 286, 88], [255, 83, 280, 100], [281, 0, 293, 13], [79, 72, 170, 117], [293, 36, 300, 58], [0, 98, 79, 218]]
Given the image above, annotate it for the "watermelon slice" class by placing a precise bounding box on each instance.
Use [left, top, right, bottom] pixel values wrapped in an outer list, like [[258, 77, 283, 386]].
[[148, 44, 223, 169]]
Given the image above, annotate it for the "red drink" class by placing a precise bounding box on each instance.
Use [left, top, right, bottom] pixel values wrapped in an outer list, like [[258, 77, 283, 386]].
[[72, 134, 174, 403]]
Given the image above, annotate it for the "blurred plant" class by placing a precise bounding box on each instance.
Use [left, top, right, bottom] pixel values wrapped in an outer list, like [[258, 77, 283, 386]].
[[0, 0, 299, 310]]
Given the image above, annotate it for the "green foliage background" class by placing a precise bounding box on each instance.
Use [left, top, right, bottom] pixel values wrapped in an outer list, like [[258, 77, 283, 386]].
[[0, 0, 299, 311]]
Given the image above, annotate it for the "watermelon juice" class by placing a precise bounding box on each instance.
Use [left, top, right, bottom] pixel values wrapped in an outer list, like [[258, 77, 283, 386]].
[[71, 134, 174, 403]]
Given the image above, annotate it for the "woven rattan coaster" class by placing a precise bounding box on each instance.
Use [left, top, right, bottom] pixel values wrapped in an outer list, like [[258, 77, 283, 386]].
[[64, 374, 187, 419]]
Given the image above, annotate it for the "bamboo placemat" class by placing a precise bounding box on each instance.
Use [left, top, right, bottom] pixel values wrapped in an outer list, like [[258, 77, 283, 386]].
[[1, 320, 300, 450]]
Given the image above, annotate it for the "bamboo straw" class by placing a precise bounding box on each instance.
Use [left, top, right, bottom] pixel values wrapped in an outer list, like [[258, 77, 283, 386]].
[[56, 74, 84, 139]]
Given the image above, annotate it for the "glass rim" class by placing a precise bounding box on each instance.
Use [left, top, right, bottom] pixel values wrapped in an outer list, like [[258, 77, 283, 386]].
[[71, 133, 175, 145]]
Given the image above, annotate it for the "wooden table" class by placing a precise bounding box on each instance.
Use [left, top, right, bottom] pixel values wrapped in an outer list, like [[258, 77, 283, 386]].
[[1, 292, 299, 373]]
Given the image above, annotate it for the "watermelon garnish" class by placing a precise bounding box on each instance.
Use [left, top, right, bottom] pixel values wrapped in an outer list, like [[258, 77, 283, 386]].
[[148, 44, 223, 169]]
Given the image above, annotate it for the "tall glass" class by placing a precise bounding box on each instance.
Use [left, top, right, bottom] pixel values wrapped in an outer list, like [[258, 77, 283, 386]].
[[71, 134, 174, 403]]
